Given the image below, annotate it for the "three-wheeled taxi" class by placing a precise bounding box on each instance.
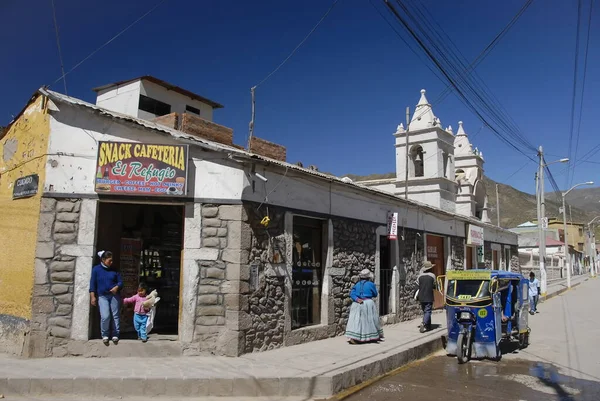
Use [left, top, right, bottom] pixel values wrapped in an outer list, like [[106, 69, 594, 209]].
[[438, 270, 531, 364]]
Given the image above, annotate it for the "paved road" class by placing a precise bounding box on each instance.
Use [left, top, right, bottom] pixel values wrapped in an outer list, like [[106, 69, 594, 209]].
[[345, 278, 600, 401]]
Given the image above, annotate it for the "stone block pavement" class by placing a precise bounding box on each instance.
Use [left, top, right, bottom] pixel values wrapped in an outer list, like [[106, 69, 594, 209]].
[[0, 275, 589, 400]]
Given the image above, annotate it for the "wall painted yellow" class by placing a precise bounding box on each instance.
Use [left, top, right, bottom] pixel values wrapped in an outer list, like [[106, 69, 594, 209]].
[[0, 96, 49, 320]]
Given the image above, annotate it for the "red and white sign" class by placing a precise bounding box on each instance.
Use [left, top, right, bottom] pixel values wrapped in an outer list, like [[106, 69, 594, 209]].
[[387, 212, 398, 240], [467, 224, 484, 246]]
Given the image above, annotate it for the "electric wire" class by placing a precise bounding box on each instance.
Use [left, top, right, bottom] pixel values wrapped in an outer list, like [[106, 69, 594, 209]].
[[382, 0, 538, 162], [50, 0, 67, 94], [254, 0, 341, 89], [566, 0, 584, 187], [570, 0, 595, 186], [49, 0, 168, 88]]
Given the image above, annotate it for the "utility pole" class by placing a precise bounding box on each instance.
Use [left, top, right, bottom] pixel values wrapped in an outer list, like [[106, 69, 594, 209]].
[[562, 194, 571, 288], [247, 86, 256, 151], [537, 146, 547, 296], [404, 106, 410, 199], [495, 183, 500, 227]]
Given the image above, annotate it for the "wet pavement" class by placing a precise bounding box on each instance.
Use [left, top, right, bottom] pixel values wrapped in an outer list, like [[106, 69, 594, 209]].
[[344, 355, 600, 400], [345, 278, 600, 401]]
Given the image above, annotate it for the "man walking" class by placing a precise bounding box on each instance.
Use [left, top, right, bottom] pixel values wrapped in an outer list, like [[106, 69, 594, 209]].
[[417, 261, 436, 333], [528, 271, 540, 314]]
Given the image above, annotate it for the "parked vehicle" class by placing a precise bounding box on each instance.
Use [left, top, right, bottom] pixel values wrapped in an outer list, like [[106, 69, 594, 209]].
[[438, 270, 531, 364]]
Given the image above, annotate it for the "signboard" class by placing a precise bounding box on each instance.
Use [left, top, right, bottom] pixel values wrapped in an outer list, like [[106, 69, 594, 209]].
[[95, 141, 189, 196], [13, 174, 39, 199], [387, 212, 398, 240], [541, 217, 548, 230], [447, 270, 491, 280], [467, 224, 484, 246], [427, 245, 438, 259]]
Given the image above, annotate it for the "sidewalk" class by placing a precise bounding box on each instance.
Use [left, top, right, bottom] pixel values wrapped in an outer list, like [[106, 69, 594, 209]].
[[0, 275, 590, 399]]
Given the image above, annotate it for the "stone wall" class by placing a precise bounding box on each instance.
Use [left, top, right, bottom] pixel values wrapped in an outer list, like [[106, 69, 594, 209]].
[[450, 236, 465, 270], [28, 198, 81, 357], [330, 219, 377, 335], [191, 204, 250, 357], [243, 205, 286, 353], [397, 228, 425, 321], [510, 245, 520, 272]]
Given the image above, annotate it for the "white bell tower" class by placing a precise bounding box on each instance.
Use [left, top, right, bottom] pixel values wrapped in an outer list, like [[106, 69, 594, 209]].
[[394, 89, 457, 212], [454, 121, 491, 222]]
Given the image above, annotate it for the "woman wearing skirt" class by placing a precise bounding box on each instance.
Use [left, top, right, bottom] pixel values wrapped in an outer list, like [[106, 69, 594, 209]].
[[345, 268, 383, 344]]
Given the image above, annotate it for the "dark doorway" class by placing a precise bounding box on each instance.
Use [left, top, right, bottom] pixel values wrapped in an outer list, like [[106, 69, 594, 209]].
[[379, 236, 393, 316], [426, 234, 446, 309], [91, 202, 184, 339]]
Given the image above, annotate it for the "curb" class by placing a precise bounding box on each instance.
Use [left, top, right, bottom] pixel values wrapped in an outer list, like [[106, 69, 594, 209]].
[[542, 277, 588, 303], [0, 332, 446, 399]]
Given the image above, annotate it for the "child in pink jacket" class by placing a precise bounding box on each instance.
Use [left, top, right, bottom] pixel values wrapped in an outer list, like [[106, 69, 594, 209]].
[[123, 282, 151, 342]]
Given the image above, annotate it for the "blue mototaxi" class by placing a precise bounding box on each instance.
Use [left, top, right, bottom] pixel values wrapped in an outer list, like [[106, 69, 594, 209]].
[[440, 269, 531, 364]]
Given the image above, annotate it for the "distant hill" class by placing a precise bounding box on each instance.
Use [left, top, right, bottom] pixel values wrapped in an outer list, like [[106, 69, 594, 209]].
[[343, 172, 598, 234]]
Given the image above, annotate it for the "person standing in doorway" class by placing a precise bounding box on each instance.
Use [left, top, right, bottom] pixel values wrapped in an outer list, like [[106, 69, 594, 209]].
[[528, 271, 540, 314], [90, 250, 123, 345], [417, 261, 436, 333]]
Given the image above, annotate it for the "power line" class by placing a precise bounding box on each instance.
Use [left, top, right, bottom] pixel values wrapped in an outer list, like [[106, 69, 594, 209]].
[[570, 0, 595, 186], [50, 0, 67, 94], [254, 0, 341, 89], [566, 0, 584, 187], [49, 0, 167, 88], [504, 160, 533, 181], [382, 0, 537, 162], [248, 0, 341, 149]]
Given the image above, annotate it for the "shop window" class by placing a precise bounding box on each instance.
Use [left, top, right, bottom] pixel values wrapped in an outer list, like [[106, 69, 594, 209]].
[[185, 105, 200, 115], [292, 216, 324, 330], [139, 94, 171, 116]]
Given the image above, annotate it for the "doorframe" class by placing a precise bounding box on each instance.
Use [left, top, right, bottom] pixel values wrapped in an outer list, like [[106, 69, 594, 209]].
[[84, 199, 188, 341]]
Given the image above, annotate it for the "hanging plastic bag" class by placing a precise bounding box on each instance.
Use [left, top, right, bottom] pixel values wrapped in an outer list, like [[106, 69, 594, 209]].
[[146, 306, 156, 334]]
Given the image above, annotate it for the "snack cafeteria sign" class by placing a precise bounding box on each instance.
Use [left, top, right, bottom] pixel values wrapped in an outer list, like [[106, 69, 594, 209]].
[[95, 141, 189, 196]]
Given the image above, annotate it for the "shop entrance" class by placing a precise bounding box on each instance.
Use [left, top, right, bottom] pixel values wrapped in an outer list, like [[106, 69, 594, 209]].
[[91, 202, 184, 339], [378, 236, 393, 316], [466, 246, 474, 269], [426, 234, 446, 309]]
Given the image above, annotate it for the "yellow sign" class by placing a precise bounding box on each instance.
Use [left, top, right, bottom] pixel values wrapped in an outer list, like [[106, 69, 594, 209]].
[[478, 309, 488, 318], [458, 294, 472, 300], [447, 270, 491, 280]]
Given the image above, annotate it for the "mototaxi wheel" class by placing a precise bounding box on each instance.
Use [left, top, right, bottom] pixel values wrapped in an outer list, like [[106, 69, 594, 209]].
[[457, 332, 470, 364]]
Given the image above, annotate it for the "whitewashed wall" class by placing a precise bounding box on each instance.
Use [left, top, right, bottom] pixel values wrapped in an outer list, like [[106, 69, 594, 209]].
[[95, 81, 141, 118], [140, 81, 214, 121], [45, 101, 517, 247]]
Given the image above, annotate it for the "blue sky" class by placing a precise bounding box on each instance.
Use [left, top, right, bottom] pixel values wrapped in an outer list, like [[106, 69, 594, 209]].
[[1, 0, 598, 194]]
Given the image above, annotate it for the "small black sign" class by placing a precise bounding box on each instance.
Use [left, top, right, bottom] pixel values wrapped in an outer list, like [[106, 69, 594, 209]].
[[13, 174, 39, 199]]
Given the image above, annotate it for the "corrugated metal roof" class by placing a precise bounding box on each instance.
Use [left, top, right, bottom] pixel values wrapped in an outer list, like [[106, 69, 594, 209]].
[[91, 76, 224, 109], [38, 87, 518, 235]]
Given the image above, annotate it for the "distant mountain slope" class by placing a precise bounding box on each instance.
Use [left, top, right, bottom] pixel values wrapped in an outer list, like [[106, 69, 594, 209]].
[[344, 172, 597, 232]]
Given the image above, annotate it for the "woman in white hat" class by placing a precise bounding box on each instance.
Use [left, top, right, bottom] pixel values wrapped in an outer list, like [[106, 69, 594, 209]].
[[345, 268, 383, 344]]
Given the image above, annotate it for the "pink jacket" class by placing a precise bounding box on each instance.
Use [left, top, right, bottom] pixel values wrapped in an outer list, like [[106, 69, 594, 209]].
[[123, 294, 149, 315]]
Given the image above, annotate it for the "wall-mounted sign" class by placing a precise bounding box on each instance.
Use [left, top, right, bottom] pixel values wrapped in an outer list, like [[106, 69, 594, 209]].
[[387, 212, 398, 240], [13, 174, 39, 199], [94, 141, 189, 196], [467, 224, 484, 246]]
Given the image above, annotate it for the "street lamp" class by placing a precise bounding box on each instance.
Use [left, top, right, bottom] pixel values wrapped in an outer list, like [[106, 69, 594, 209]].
[[536, 151, 569, 296], [562, 181, 594, 288], [588, 216, 600, 278]]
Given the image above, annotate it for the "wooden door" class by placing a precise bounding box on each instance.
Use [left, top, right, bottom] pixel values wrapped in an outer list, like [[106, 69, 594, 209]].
[[493, 250, 499, 270], [426, 235, 446, 309], [466, 246, 473, 269]]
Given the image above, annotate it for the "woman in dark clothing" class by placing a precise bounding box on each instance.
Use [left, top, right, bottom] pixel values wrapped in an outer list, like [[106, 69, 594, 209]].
[[89, 250, 123, 345]]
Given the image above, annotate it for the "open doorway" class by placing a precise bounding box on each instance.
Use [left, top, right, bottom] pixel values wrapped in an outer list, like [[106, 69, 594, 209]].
[[378, 236, 393, 316], [426, 234, 446, 309], [91, 202, 184, 339]]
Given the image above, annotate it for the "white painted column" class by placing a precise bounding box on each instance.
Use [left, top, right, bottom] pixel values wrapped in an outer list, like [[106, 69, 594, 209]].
[[320, 219, 334, 325], [71, 199, 98, 341]]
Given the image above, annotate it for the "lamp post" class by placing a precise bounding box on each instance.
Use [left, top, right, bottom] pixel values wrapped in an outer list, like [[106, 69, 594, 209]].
[[536, 148, 569, 296], [588, 216, 600, 278], [562, 181, 594, 288]]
